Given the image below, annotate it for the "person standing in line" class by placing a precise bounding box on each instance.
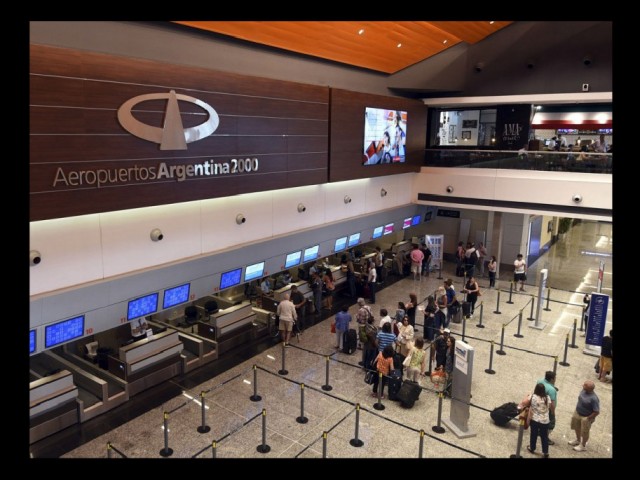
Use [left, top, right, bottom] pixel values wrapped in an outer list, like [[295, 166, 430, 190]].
[[396, 316, 415, 357], [378, 308, 392, 329], [488, 256, 497, 288], [374, 246, 384, 285], [537, 371, 559, 445], [322, 269, 335, 311], [424, 295, 438, 342], [444, 279, 456, 327], [514, 253, 527, 292], [598, 330, 613, 382], [568, 380, 600, 452], [404, 337, 427, 383], [405, 293, 418, 329], [289, 285, 306, 331], [334, 305, 351, 350], [463, 276, 480, 317], [526, 383, 554, 458], [340, 254, 356, 299], [367, 259, 377, 304], [420, 243, 432, 277], [410, 243, 424, 281], [371, 345, 395, 398], [477, 242, 487, 277], [443, 335, 456, 397], [435, 286, 448, 331], [310, 271, 323, 315], [276, 293, 297, 346]]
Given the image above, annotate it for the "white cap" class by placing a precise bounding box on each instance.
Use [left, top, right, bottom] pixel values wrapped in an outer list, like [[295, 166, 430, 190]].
[[443, 328, 451, 334]]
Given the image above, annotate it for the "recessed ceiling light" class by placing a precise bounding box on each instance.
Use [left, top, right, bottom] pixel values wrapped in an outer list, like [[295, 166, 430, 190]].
[[397, 43, 402, 48], [358, 29, 364, 35], [443, 39, 448, 44], [490, 21, 495, 25]]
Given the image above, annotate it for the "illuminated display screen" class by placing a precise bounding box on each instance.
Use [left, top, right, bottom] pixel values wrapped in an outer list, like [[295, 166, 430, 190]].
[[303, 245, 319, 263], [220, 268, 243, 290], [334, 237, 348, 252], [163, 283, 190, 309], [372, 226, 384, 239], [244, 261, 265, 282], [29, 330, 36, 354], [45, 315, 84, 348], [284, 251, 302, 269], [403, 217, 412, 229], [383, 223, 394, 235], [363, 107, 407, 165], [348, 233, 360, 247], [412, 214, 422, 226], [127, 293, 159, 321]]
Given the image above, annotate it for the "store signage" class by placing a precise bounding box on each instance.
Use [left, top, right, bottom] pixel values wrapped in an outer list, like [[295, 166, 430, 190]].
[[437, 209, 460, 218]]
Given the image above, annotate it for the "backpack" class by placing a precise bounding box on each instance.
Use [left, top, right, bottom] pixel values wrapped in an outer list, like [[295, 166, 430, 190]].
[[468, 249, 478, 264]]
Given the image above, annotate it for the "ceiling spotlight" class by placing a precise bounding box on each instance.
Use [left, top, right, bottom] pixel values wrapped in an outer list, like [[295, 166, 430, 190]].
[[583, 55, 592, 66], [397, 43, 402, 48], [358, 29, 364, 35], [474, 62, 485, 73], [443, 39, 448, 44], [489, 21, 495, 25]]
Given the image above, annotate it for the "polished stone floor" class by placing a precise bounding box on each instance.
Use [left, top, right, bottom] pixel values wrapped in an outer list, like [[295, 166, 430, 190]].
[[31, 220, 613, 459]]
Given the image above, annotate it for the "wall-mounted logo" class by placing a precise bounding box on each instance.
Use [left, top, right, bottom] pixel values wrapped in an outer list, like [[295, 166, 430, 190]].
[[117, 90, 219, 150]]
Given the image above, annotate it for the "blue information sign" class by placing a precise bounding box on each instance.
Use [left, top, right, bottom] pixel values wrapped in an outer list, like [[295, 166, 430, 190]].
[[585, 293, 609, 347]]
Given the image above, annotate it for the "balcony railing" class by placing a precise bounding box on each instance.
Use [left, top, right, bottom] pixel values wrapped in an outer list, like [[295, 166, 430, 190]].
[[424, 149, 612, 174]]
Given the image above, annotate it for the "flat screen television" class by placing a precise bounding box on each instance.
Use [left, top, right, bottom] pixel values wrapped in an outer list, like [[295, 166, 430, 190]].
[[220, 267, 243, 290], [363, 107, 407, 165], [334, 236, 347, 252], [284, 251, 302, 269], [598, 128, 612, 134], [127, 293, 159, 321], [163, 283, 190, 309], [244, 261, 265, 282], [45, 315, 84, 348], [372, 226, 384, 239], [411, 214, 422, 226], [29, 330, 36, 354], [303, 245, 319, 263], [402, 217, 412, 229], [383, 223, 394, 235], [348, 233, 360, 247]]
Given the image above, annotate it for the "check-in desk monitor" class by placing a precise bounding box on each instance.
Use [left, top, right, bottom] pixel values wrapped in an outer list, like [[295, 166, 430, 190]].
[[412, 214, 422, 226], [334, 236, 347, 252], [127, 293, 159, 321], [285, 251, 302, 269], [30, 329, 36, 354], [372, 226, 384, 239], [348, 232, 360, 247], [45, 315, 84, 348], [383, 223, 394, 235], [303, 245, 319, 263], [163, 283, 190, 309], [244, 261, 265, 282], [220, 267, 242, 290], [402, 217, 412, 229]]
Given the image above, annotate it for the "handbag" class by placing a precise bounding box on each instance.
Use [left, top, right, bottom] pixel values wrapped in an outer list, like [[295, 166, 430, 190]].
[[519, 406, 531, 429], [364, 370, 375, 384], [402, 351, 412, 367], [330, 322, 336, 333]]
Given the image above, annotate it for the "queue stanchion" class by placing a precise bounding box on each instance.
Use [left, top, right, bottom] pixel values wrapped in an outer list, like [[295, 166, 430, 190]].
[[432, 392, 446, 434], [418, 429, 425, 458], [553, 356, 558, 376], [349, 404, 364, 447], [477, 301, 485, 328], [296, 383, 309, 424], [544, 288, 552, 311], [579, 307, 586, 332], [462, 313, 467, 343], [278, 342, 288, 376], [322, 431, 328, 458], [496, 324, 507, 355], [159, 411, 173, 457], [211, 440, 217, 459], [107, 442, 112, 459], [569, 318, 579, 348], [527, 295, 535, 321], [321, 356, 333, 391], [437, 263, 443, 280], [485, 341, 496, 375], [506, 282, 515, 304], [514, 310, 524, 338], [256, 409, 271, 453], [559, 334, 571, 367], [373, 373, 385, 411], [197, 391, 211, 434], [509, 418, 526, 458], [494, 290, 502, 314], [249, 364, 262, 402]]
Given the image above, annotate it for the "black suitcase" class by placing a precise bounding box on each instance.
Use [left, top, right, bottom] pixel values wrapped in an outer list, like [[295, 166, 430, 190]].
[[387, 369, 403, 400], [451, 308, 463, 324], [490, 402, 519, 427], [342, 329, 358, 354], [462, 301, 472, 318], [396, 380, 422, 408], [393, 353, 406, 372]]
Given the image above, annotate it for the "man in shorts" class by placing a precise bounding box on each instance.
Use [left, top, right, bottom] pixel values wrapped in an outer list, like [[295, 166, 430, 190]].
[[276, 293, 297, 346], [568, 380, 600, 452], [513, 253, 527, 292]]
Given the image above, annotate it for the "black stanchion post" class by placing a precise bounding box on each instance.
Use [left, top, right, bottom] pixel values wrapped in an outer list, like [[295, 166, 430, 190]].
[[256, 409, 271, 453], [278, 342, 288, 376], [432, 392, 446, 434], [373, 373, 385, 411], [418, 429, 425, 458], [527, 295, 535, 320], [485, 341, 496, 374], [553, 356, 558, 376], [426, 342, 433, 376], [506, 282, 514, 304], [514, 310, 524, 338], [579, 307, 586, 331], [544, 288, 552, 311], [570, 318, 578, 348], [477, 301, 485, 328], [437, 263, 443, 280], [322, 431, 328, 458], [496, 324, 506, 355], [509, 418, 526, 458], [159, 411, 173, 457], [494, 290, 502, 314], [349, 403, 364, 447], [321, 356, 333, 391], [250, 364, 262, 402], [559, 334, 571, 366], [211, 440, 217, 459], [296, 383, 309, 424], [197, 391, 211, 433], [462, 313, 467, 343], [107, 442, 112, 459]]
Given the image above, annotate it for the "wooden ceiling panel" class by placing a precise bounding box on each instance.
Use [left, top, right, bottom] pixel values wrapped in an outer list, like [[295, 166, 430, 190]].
[[174, 21, 512, 74]]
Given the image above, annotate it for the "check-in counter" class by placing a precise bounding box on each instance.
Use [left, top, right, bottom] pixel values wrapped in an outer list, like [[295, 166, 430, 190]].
[[211, 301, 255, 337], [392, 240, 412, 255], [30, 370, 79, 444], [273, 280, 313, 302], [118, 330, 183, 376]]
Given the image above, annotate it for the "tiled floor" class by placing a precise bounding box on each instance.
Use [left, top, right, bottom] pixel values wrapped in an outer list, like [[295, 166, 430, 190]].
[[31, 220, 613, 459]]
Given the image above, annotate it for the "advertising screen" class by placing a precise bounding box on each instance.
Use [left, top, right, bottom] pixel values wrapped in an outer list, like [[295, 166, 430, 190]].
[[303, 245, 319, 263], [334, 237, 347, 252], [45, 315, 84, 348], [244, 261, 265, 282], [127, 293, 159, 321], [363, 108, 407, 165], [285, 251, 302, 269], [220, 267, 243, 290], [163, 283, 190, 309], [372, 226, 384, 239]]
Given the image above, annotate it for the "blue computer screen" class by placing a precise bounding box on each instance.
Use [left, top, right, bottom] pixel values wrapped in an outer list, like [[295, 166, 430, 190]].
[[334, 237, 347, 252], [163, 283, 190, 309], [220, 267, 243, 290], [244, 261, 265, 282], [127, 293, 159, 321], [348, 233, 360, 247], [411, 214, 422, 226], [303, 245, 319, 262], [29, 330, 36, 354], [372, 226, 383, 239], [45, 315, 84, 348], [284, 251, 302, 269]]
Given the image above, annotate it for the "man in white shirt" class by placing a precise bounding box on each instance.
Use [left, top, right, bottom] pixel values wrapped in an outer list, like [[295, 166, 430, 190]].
[[276, 293, 297, 346], [514, 253, 527, 292], [378, 308, 392, 329]]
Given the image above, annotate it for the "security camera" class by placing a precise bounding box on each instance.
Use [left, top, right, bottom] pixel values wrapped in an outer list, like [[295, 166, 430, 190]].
[[236, 214, 246, 225], [474, 62, 484, 72], [297, 203, 306, 213], [526, 60, 535, 69], [583, 55, 592, 66], [572, 194, 583, 204], [344, 195, 352, 204], [380, 188, 388, 197], [446, 185, 454, 193], [29, 250, 41, 266], [150, 228, 164, 241]]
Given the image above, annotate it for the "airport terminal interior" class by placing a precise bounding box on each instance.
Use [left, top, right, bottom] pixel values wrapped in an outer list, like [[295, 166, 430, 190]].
[[28, 21, 613, 460]]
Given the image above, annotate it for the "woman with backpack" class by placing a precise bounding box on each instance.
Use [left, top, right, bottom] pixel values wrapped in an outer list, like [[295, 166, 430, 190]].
[[371, 345, 395, 398]]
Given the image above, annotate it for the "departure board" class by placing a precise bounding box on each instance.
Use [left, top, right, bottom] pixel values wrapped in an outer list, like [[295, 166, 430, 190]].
[[127, 293, 159, 320], [45, 316, 84, 348]]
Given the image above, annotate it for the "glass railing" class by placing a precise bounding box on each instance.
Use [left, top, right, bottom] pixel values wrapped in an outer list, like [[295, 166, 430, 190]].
[[424, 149, 612, 174]]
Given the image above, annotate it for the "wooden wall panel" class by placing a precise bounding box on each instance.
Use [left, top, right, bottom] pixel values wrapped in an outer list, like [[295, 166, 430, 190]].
[[30, 44, 330, 221], [329, 89, 426, 182]]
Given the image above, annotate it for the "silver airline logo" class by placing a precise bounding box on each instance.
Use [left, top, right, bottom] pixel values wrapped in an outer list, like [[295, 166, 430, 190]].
[[117, 90, 219, 150]]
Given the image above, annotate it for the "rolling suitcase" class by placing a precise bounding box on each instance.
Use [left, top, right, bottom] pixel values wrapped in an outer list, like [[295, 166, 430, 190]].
[[342, 328, 358, 354], [490, 402, 519, 426], [462, 301, 472, 318], [387, 369, 403, 400], [451, 307, 463, 324], [396, 380, 422, 408]]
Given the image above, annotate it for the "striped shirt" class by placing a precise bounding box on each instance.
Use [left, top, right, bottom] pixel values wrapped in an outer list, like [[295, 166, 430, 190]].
[[376, 331, 397, 352]]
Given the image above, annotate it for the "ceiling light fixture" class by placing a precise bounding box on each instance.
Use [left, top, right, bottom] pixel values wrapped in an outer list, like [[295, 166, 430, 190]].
[[490, 21, 495, 25], [358, 29, 364, 35], [397, 43, 402, 48], [443, 39, 448, 44]]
